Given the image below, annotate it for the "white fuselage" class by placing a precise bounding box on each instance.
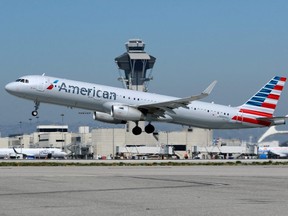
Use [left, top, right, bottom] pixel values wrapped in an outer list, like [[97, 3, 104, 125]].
[[0, 148, 67, 159], [4, 75, 275, 129], [258, 146, 288, 158]]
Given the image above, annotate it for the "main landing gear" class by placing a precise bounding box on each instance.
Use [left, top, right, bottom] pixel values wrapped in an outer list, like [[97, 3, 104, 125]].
[[132, 125, 142, 135], [32, 101, 40, 116], [145, 123, 155, 134], [132, 122, 155, 135]]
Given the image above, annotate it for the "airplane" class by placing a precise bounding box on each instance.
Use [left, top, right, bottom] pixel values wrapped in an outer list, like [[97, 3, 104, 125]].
[[257, 126, 288, 143], [258, 146, 288, 158], [0, 147, 67, 159], [5, 74, 287, 135], [257, 126, 288, 158]]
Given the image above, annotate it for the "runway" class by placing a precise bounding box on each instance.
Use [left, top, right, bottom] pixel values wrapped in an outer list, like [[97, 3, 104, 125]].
[[0, 166, 287, 216]]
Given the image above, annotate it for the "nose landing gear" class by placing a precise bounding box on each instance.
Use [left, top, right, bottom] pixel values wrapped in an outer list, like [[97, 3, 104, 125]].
[[32, 110, 38, 116], [32, 101, 40, 116]]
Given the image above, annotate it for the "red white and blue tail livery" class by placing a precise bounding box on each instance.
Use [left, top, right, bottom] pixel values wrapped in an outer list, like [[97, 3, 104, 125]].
[[5, 74, 288, 135], [233, 76, 286, 127]]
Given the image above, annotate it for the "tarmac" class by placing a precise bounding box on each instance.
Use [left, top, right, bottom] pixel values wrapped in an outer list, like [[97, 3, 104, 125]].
[[0, 165, 288, 216]]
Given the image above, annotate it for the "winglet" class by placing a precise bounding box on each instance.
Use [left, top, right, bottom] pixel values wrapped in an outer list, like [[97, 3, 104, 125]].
[[202, 80, 217, 96]]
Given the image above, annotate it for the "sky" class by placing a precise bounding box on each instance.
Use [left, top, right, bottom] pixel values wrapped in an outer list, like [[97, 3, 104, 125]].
[[1, 0, 288, 137]]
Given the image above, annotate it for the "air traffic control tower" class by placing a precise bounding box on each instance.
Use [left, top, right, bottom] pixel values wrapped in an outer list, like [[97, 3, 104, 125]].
[[115, 39, 156, 135], [115, 39, 156, 91]]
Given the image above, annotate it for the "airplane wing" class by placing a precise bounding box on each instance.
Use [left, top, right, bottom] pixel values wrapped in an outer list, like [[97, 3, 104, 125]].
[[269, 150, 287, 157], [136, 80, 217, 115]]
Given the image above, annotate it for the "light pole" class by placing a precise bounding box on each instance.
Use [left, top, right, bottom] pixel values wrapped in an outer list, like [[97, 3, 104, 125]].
[[112, 128, 115, 159], [166, 131, 169, 145], [19, 121, 23, 154], [60, 114, 64, 150], [61, 114, 64, 124], [19, 121, 22, 133]]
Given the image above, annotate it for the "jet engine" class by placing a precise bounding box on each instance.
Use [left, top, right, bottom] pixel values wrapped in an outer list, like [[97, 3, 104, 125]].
[[93, 112, 126, 124], [111, 105, 145, 121]]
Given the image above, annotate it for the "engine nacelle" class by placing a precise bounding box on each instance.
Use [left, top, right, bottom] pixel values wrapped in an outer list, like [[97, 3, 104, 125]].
[[93, 112, 126, 124], [112, 105, 145, 121]]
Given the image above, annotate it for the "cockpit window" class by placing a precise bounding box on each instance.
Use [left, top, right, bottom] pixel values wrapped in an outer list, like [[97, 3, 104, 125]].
[[15, 79, 29, 83]]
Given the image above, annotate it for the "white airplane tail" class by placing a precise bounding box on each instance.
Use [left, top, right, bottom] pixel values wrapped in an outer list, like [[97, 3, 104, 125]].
[[236, 76, 286, 126]]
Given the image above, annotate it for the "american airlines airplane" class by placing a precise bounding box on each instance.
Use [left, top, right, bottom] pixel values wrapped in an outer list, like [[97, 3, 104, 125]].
[[5, 74, 287, 135]]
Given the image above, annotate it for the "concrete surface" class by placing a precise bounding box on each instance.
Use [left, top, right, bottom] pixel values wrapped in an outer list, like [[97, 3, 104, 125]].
[[0, 166, 287, 216]]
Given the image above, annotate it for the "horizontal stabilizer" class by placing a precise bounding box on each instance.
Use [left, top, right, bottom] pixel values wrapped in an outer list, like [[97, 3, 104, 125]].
[[256, 115, 288, 126]]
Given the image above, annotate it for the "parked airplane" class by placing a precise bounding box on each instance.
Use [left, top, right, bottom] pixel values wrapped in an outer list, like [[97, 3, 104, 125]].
[[257, 126, 288, 143], [5, 75, 287, 135], [258, 146, 288, 158], [257, 126, 288, 158], [0, 148, 67, 159]]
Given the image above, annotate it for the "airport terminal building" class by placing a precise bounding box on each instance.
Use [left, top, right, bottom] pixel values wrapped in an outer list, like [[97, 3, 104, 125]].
[[0, 124, 212, 159]]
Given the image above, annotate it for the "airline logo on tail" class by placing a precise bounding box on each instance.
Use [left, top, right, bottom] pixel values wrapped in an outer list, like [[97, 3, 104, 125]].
[[233, 76, 286, 126]]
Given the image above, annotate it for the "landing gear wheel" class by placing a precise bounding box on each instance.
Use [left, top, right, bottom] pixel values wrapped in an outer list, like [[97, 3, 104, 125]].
[[145, 124, 155, 134], [132, 126, 142, 135], [32, 110, 38, 116]]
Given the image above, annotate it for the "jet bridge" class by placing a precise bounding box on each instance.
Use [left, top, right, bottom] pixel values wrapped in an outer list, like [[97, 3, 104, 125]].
[[192, 144, 257, 159], [116, 145, 175, 159]]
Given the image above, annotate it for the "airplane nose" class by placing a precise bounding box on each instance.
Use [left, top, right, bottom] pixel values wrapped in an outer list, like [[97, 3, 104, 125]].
[[5, 82, 18, 94], [5, 83, 13, 92]]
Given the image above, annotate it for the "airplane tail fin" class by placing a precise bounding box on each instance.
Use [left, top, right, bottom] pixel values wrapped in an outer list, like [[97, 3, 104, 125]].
[[239, 76, 286, 118], [13, 147, 19, 154]]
